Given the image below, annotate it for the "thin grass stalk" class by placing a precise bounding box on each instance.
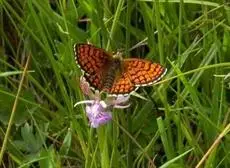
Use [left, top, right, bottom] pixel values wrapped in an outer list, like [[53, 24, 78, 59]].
[[125, 0, 131, 56], [154, 0, 164, 63], [177, 0, 183, 161], [195, 124, 230, 168], [141, 0, 219, 7], [97, 127, 109, 168], [111, 110, 119, 167], [125, 1, 133, 167], [155, 0, 174, 159], [0, 55, 30, 165], [116, 121, 155, 166], [106, 0, 124, 50], [157, 62, 230, 86], [217, 79, 225, 126]]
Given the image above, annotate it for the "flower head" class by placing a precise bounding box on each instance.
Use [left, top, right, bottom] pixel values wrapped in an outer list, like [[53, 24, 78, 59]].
[[85, 100, 112, 128], [74, 76, 130, 128]]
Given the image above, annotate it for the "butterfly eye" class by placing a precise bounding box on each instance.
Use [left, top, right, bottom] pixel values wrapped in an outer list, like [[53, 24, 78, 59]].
[[113, 51, 123, 60]]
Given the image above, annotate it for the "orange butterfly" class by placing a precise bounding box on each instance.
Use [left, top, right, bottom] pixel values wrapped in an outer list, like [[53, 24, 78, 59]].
[[74, 44, 167, 96]]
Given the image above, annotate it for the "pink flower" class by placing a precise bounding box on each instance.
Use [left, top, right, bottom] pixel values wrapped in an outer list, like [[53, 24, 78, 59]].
[[86, 100, 112, 128], [74, 76, 130, 128]]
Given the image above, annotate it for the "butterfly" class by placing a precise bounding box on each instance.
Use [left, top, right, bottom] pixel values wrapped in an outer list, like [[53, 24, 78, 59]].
[[74, 43, 167, 96]]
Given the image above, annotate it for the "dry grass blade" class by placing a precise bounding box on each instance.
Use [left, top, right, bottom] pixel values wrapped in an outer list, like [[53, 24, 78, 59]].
[[195, 124, 230, 168]]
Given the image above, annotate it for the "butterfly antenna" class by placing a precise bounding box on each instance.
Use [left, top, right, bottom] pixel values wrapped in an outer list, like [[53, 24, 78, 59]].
[[117, 48, 125, 54], [128, 29, 159, 52], [128, 38, 148, 52]]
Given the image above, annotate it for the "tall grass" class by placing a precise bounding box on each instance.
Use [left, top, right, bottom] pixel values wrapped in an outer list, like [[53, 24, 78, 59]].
[[0, 0, 230, 167]]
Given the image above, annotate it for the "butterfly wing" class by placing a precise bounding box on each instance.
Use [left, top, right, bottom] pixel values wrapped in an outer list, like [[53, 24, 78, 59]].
[[123, 58, 167, 86], [74, 44, 167, 95], [74, 44, 111, 75], [105, 58, 166, 95], [83, 73, 104, 91], [108, 72, 136, 95]]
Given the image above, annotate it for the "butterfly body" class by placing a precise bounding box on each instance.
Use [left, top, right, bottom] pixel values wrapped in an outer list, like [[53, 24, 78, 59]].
[[74, 43, 167, 96], [102, 57, 122, 93]]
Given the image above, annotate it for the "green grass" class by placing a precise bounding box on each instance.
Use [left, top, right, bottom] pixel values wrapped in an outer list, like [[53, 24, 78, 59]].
[[1, 0, 230, 167]]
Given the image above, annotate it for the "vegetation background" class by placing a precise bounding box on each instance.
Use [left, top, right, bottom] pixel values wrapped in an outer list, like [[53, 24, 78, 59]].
[[0, 0, 230, 167]]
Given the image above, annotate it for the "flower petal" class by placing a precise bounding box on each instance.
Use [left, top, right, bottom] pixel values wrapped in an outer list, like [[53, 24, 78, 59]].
[[85, 101, 112, 128], [80, 76, 91, 96], [89, 112, 112, 128]]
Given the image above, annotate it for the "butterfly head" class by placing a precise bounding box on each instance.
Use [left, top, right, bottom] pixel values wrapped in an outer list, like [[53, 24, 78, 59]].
[[112, 51, 123, 61]]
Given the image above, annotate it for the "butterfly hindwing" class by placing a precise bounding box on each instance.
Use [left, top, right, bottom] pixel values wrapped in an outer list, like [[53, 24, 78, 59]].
[[83, 73, 104, 91], [109, 72, 136, 95], [123, 58, 167, 86]]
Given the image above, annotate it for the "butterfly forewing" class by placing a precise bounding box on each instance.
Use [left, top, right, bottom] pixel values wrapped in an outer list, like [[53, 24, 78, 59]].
[[74, 44, 111, 75]]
